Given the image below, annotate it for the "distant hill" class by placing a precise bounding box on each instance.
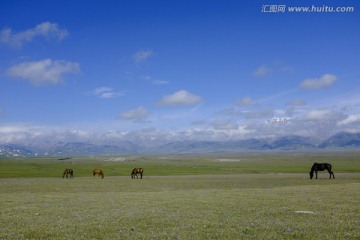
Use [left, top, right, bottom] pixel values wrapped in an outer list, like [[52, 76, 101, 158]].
[[319, 132, 360, 148], [1, 132, 360, 157], [267, 136, 316, 150], [43, 141, 140, 156], [0, 144, 33, 157], [151, 136, 316, 154]]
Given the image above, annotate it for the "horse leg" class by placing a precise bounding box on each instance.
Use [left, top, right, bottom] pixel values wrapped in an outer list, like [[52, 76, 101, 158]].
[[330, 171, 335, 179], [140, 172, 143, 179], [326, 169, 334, 179], [315, 171, 318, 179]]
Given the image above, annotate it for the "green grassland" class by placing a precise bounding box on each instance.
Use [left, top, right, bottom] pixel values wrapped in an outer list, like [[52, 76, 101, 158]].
[[1, 151, 360, 178], [1, 152, 360, 239]]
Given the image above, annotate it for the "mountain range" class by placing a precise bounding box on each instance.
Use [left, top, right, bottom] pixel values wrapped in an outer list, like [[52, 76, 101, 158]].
[[1, 132, 360, 157]]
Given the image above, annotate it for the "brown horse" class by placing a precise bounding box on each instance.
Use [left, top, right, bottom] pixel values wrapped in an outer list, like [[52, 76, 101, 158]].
[[310, 163, 335, 179], [93, 169, 104, 179], [63, 168, 74, 179], [131, 168, 144, 179]]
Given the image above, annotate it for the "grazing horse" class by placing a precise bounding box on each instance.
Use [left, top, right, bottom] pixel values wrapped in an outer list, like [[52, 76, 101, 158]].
[[131, 168, 144, 179], [93, 169, 104, 179], [310, 163, 335, 179], [63, 168, 74, 179]]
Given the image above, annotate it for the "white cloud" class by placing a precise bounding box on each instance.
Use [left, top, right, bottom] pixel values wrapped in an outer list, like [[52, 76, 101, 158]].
[[300, 74, 337, 89], [267, 117, 290, 125], [0, 109, 358, 147], [92, 87, 125, 99], [236, 97, 254, 106], [305, 109, 344, 121], [218, 107, 240, 116], [152, 79, 169, 85], [143, 75, 169, 85], [0, 125, 52, 144], [212, 120, 239, 130], [254, 65, 271, 77], [285, 99, 307, 116], [286, 99, 307, 107], [7, 59, 80, 85], [159, 90, 202, 106], [119, 107, 149, 122], [245, 109, 273, 119], [337, 114, 360, 126], [254, 62, 293, 78], [0, 22, 68, 48], [133, 50, 154, 63]]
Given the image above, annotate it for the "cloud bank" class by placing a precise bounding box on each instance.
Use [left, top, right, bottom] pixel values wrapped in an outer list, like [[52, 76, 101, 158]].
[[159, 90, 202, 106], [300, 74, 337, 89], [92, 87, 125, 99], [7, 59, 80, 85], [133, 50, 154, 63], [254, 65, 271, 77], [0, 22, 68, 48], [119, 107, 149, 122]]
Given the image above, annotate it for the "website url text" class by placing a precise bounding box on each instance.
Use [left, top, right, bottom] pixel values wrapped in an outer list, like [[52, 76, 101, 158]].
[[261, 5, 355, 13]]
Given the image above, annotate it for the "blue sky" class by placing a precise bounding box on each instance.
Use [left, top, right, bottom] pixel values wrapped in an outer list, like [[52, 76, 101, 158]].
[[0, 0, 360, 145]]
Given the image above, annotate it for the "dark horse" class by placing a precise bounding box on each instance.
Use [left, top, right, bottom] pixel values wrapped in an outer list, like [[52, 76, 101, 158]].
[[310, 163, 335, 179], [63, 168, 74, 179], [131, 168, 144, 179], [93, 169, 104, 179]]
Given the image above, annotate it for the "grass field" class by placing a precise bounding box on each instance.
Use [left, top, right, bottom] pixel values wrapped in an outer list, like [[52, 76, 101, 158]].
[[1, 151, 360, 178], [1, 152, 360, 239]]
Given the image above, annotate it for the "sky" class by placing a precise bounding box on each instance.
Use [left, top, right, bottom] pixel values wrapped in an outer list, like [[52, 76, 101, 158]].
[[0, 0, 360, 146]]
